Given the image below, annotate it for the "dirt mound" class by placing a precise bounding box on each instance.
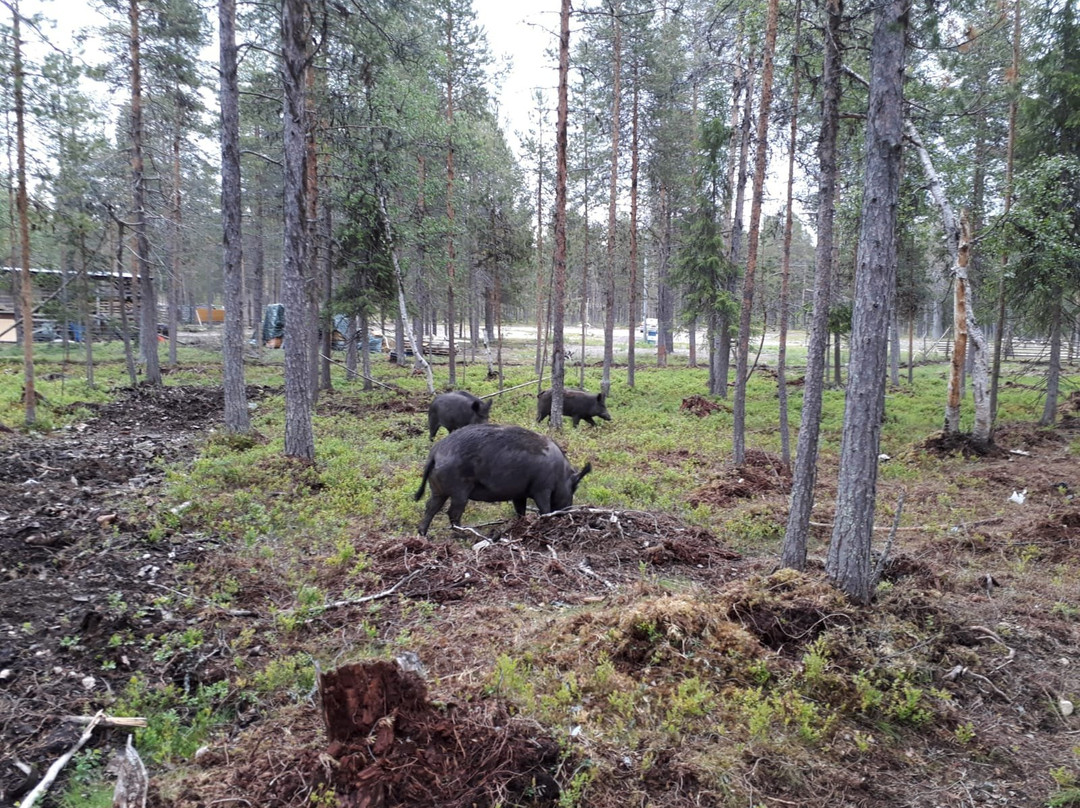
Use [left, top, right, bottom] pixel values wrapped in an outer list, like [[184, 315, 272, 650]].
[[921, 431, 1007, 458], [717, 569, 857, 653], [362, 509, 741, 611], [1018, 510, 1080, 563], [994, 421, 1069, 451], [688, 450, 790, 507], [679, 395, 723, 417]]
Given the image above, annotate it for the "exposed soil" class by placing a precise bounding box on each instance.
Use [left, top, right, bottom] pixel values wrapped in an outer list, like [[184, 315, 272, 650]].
[[2, 388, 1079, 808]]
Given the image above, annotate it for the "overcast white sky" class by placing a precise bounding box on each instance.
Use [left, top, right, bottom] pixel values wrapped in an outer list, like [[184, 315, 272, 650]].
[[470, 0, 561, 159]]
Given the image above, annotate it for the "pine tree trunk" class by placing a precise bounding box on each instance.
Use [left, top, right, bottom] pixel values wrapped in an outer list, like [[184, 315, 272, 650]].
[[627, 70, 639, 389], [826, 0, 908, 605], [602, 0, 621, 401], [129, 0, 160, 386], [780, 0, 842, 571], [13, 3, 35, 425], [169, 125, 181, 368], [777, 0, 802, 467], [990, 0, 1021, 429], [445, 10, 458, 387], [534, 116, 545, 379], [220, 0, 250, 434], [1040, 296, 1063, 426], [550, 0, 571, 429], [282, 0, 315, 461], [733, 0, 779, 466]]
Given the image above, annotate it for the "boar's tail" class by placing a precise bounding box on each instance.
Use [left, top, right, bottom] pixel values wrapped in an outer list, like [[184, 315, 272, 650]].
[[414, 456, 435, 501]]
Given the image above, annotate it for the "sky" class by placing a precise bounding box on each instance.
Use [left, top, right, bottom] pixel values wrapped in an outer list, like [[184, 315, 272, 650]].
[[470, 0, 561, 159]]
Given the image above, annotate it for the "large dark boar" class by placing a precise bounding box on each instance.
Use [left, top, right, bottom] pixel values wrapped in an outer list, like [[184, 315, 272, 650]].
[[536, 389, 612, 427], [415, 424, 591, 535], [427, 391, 492, 439]]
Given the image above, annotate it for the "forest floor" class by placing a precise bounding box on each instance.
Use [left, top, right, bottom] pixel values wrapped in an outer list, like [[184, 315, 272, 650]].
[[1, 379, 1079, 807]]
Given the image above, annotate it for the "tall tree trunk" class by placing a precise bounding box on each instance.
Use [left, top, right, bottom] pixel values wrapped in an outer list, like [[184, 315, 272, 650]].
[[219, 0, 250, 434], [168, 123, 181, 368], [722, 47, 755, 400], [129, 0, 160, 385], [991, 0, 1021, 430], [113, 219, 138, 386], [602, 0, 621, 401], [733, 0, 779, 466], [826, 0, 908, 605], [1040, 295, 1063, 426], [656, 185, 673, 367], [534, 94, 545, 378], [627, 68, 639, 389], [889, 309, 901, 386], [305, 60, 322, 402], [13, 2, 34, 425], [320, 186, 333, 391], [580, 73, 591, 391], [281, 0, 315, 461], [79, 230, 94, 388], [781, 0, 842, 570], [777, 0, 803, 467], [549, 0, 571, 429], [445, 9, 458, 387], [251, 169, 266, 344], [945, 213, 971, 434]]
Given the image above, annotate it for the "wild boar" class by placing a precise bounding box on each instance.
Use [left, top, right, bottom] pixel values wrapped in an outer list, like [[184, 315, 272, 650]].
[[536, 389, 612, 427], [427, 391, 493, 439], [415, 424, 592, 535]]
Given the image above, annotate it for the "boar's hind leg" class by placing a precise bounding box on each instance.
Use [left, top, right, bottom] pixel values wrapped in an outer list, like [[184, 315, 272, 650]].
[[419, 494, 448, 535], [512, 496, 527, 516], [446, 494, 470, 528]]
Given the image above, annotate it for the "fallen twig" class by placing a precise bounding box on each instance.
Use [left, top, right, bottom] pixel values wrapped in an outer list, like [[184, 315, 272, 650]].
[[809, 516, 1001, 533], [319, 353, 404, 392], [478, 378, 541, 399], [969, 625, 1016, 670], [20, 710, 104, 808], [944, 665, 1011, 702], [314, 567, 430, 614], [576, 559, 615, 590], [63, 714, 147, 728]]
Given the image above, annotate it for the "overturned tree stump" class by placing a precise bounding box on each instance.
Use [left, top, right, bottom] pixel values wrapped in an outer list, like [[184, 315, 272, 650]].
[[317, 661, 561, 808]]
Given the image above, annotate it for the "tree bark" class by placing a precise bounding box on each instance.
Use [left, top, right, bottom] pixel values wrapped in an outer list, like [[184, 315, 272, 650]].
[[550, 0, 571, 429], [1040, 294, 1062, 426], [777, 0, 803, 467], [281, 0, 315, 461], [220, 0, 250, 434], [445, 8, 458, 387], [129, 0, 160, 385], [602, 0, 620, 401], [627, 67, 639, 389], [990, 0, 1021, 429], [733, 0, 779, 466], [827, 0, 908, 605], [780, 0, 842, 570], [13, 2, 35, 426]]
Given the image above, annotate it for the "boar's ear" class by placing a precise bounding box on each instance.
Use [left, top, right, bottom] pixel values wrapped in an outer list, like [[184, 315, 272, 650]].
[[480, 399, 492, 414], [471, 400, 482, 413], [596, 393, 604, 404]]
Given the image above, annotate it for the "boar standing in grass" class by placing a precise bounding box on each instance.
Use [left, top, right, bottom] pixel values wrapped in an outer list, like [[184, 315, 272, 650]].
[[536, 389, 611, 427], [415, 424, 592, 535], [427, 391, 492, 439]]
